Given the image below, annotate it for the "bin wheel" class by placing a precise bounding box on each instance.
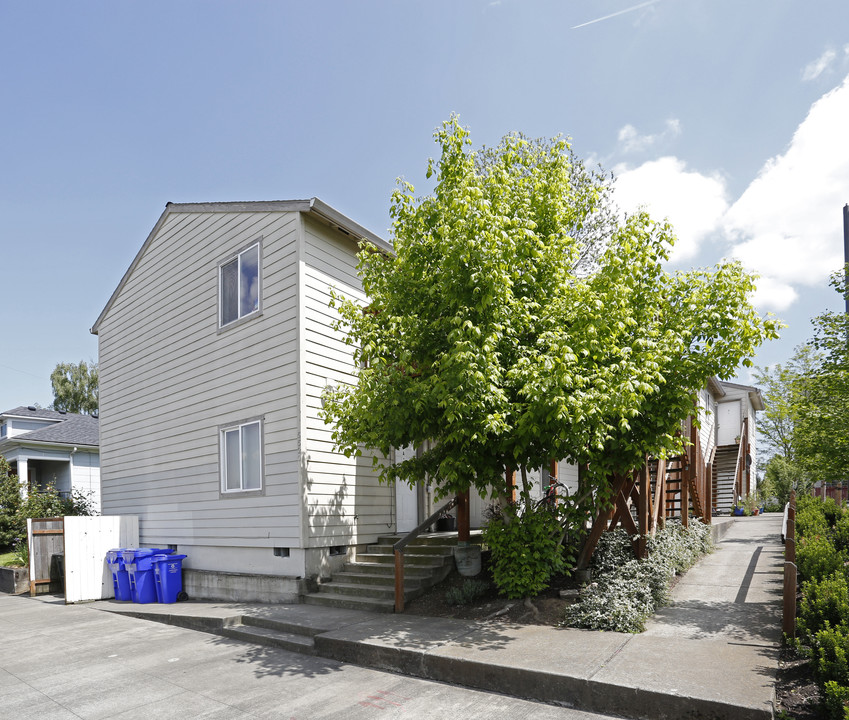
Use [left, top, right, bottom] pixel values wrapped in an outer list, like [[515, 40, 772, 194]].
[[177, 591, 189, 602]]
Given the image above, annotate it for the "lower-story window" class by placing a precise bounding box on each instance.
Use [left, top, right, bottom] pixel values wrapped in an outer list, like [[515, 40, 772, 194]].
[[221, 419, 262, 492]]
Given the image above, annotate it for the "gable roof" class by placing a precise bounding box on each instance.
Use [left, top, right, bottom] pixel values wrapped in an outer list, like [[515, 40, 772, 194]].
[[0, 407, 99, 449], [717, 381, 766, 412], [90, 197, 390, 335]]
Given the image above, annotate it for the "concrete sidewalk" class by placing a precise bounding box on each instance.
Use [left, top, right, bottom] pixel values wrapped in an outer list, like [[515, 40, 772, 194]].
[[92, 514, 784, 720]]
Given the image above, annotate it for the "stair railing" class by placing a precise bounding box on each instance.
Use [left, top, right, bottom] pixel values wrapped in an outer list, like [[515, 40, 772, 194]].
[[733, 418, 749, 503], [393, 496, 458, 612]]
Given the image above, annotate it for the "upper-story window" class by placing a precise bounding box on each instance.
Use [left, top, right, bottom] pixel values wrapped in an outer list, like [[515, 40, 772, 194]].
[[220, 242, 260, 327]]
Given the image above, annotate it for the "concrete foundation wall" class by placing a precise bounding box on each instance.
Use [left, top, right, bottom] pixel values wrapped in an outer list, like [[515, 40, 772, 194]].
[[0, 566, 29, 594], [183, 568, 315, 603]]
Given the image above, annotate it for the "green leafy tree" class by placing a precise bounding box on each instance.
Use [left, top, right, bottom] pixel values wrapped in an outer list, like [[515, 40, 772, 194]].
[[794, 269, 849, 484], [760, 454, 810, 505], [322, 118, 779, 594], [50, 360, 98, 415], [324, 116, 779, 495], [0, 456, 24, 548], [753, 345, 819, 463]]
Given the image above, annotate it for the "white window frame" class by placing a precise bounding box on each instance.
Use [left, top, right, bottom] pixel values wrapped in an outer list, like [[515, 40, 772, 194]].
[[219, 240, 262, 329], [220, 418, 264, 494]]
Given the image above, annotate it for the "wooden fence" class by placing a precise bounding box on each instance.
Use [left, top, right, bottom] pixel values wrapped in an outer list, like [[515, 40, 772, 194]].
[[27, 517, 65, 596]]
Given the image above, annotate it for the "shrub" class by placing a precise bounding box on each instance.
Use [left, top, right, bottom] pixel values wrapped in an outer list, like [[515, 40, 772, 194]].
[[832, 514, 849, 555], [823, 681, 849, 720], [563, 521, 712, 633], [797, 534, 845, 583], [445, 578, 491, 606], [813, 626, 849, 688], [484, 497, 567, 599], [797, 504, 829, 540], [799, 572, 849, 638]]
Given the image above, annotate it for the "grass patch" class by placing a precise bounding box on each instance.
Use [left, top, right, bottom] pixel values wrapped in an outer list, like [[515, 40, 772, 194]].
[[0, 549, 24, 567]]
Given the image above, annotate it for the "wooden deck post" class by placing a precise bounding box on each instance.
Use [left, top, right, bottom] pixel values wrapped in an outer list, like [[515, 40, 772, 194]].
[[548, 459, 558, 503], [456, 490, 470, 542], [637, 461, 650, 559], [506, 467, 516, 503]]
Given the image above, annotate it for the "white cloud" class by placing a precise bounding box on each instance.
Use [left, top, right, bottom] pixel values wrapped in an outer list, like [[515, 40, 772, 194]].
[[748, 275, 798, 312], [609, 74, 849, 311], [613, 156, 728, 263], [802, 48, 837, 81], [617, 119, 681, 154], [724, 74, 849, 287]]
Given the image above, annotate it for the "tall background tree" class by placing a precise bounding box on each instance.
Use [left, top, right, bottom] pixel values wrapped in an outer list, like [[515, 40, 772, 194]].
[[754, 346, 817, 502], [323, 116, 779, 509], [793, 269, 849, 484], [50, 360, 98, 415]]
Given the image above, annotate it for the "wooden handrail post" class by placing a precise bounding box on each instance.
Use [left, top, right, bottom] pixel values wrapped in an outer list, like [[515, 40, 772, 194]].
[[783, 561, 797, 639], [394, 549, 405, 613], [393, 496, 459, 612]]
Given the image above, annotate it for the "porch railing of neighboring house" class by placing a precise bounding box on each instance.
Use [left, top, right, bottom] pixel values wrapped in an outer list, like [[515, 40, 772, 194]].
[[393, 496, 458, 613], [733, 418, 750, 502]]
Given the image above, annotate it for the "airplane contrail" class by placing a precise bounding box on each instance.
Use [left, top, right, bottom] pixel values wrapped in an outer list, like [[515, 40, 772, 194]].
[[572, 0, 661, 29]]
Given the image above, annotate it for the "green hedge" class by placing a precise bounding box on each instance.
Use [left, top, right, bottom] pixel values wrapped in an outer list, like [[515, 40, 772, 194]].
[[793, 495, 849, 719]]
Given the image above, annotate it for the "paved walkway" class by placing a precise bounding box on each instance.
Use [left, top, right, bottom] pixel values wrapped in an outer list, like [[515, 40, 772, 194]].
[[91, 514, 784, 720]]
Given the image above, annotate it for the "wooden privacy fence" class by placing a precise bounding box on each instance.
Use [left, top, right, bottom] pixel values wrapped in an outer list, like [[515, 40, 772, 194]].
[[27, 517, 65, 596]]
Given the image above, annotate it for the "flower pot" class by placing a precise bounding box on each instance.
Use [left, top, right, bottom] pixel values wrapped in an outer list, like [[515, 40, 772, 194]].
[[435, 516, 456, 532], [454, 543, 482, 577]]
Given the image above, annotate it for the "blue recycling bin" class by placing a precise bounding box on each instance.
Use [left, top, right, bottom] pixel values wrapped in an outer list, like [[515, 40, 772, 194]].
[[123, 549, 174, 604], [154, 554, 188, 604], [105, 549, 131, 601]]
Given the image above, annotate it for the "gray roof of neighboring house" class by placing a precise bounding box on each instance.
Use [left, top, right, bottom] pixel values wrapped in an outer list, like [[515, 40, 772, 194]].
[[1, 407, 99, 448]]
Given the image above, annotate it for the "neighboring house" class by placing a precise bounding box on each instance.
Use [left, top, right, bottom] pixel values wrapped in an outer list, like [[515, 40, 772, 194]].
[[0, 406, 100, 511], [91, 200, 396, 601]]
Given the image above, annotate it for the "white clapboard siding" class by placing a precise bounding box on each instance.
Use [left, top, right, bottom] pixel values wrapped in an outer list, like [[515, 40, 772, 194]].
[[63, 515, 139, 603], [698, 387, 717, 466], [71, 451, 101, 513], [301, 217, 393, 547], [98, 208, 303, 550]]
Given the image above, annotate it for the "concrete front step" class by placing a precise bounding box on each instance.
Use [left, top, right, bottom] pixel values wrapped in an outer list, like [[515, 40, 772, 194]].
[[316, 581, 401, 600], [357, 552, 450, 568], [303, 591, 395, 613], [366, 544, 456, 556], [332, 571, 427, 589], [344, 561, 433, 578]]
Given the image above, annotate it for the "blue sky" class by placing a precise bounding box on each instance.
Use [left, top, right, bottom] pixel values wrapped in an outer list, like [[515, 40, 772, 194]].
[[2, 0, 849, 411]]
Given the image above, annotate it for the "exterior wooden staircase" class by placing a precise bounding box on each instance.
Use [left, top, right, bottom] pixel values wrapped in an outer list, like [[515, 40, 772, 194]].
[[302, 532, 480, 613], [712, 445, 739, 514]]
